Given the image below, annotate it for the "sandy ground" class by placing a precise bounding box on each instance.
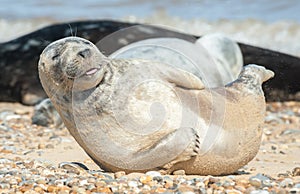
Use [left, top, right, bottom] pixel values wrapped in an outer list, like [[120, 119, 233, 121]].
[[0, 101, 299, 193]]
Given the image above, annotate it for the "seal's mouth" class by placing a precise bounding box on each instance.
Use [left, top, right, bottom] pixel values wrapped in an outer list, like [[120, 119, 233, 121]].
[[85, 68, 99, 76]]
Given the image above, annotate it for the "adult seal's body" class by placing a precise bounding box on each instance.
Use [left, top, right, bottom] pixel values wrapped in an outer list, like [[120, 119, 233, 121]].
[[38, 37, 274, 175]]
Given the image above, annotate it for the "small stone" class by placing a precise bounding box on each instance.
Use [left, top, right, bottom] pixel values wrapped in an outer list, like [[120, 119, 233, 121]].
[[173, 169, 186, 175], [250, 190, 270, 194], [95, 181, 106, 188], [115, 171, 126, 178], [249, 178, 262, 188], [87, 177, 96, 184], [155, 188, 167, 192], [289, 188, 300, 194], [249, 174, 271, 188], [19, 185, 33, 192], [234, 185, 246, 193], [58, 191, 70, 194], [45, 144, 54, 149], [34, 186, 44, 193], [159, 169, 167, 175], [58, 162, 88, 174], [1, 148, 13, 154], [226, 189, 243, 194], [178, 185, 194, 192], [24, 190, 39, 194], [79, 179, 88, 186], [263, 129, 272, 136], [164, 177, 174, 189], [0, 158, 12, 164], [9, 179, 18, 185], [145, 171, 161, 177], [236, 179, 249, 187], [86, 184, 96, 191], [294, 183, 300, 188], [47, 185, 59, 192], [139, 175, 152, 184], [196, 181, 205, 188], [271, 145, 277, 150], [279, 178, 294, 188], [74, 187, 86, 194], [110, 185, 119, 193], [128, 180, 139, 187], [0, 183, 10, 189], [55, 179, 65, 187], [38, 143, 46, 149], [36, 179, 46, 184], [292, 167, 300, 176], [281, 129, 300, 136], [278, 172, 292, 178], [126, 172, 144, 179], [153, 176, 163, 183]]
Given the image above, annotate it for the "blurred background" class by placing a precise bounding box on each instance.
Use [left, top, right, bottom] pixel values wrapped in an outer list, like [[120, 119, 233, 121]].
[[1, 0, 300, 56]]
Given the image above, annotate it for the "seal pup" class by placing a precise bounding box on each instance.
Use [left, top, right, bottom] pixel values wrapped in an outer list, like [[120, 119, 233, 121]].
[[38, 37, 274, 175], [110, 34, 243, 87]]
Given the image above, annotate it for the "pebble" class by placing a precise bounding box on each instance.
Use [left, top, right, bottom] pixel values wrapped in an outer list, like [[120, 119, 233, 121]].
[[226, 189, 243, 194], [128, 180, 139, 187], [250, 190, 270, 194], [249, 178, 262, 188], [145, 170, 161, 177], [0, 102, 300, 193], [289, 188, 300, 194], [58, 162, 88, 174], [139, 175, 152, 184], [173, 169, 186, 175], [292, 167, 300, 176], [294, 183, 300, 188], [279, 178, 294, 188], [115, 171, 126, 178]]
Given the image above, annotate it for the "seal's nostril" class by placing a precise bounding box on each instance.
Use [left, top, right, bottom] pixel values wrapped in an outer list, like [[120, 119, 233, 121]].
[[78, 49, 91, 59], [52, 54, 59, 61]]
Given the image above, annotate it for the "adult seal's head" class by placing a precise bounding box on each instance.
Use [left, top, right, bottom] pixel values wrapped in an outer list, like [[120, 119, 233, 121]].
[[39, 37, 108, 93]]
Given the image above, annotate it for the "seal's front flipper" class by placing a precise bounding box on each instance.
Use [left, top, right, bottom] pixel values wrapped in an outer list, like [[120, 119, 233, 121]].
[[156, 64, 205, 90]]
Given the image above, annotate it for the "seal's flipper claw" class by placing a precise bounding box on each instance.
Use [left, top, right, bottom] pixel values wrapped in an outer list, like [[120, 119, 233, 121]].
[[135, 127, 200, 171]]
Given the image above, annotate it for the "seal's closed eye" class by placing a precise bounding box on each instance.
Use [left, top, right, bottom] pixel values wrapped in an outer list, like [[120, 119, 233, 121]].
[[78, 48, 91, 59]]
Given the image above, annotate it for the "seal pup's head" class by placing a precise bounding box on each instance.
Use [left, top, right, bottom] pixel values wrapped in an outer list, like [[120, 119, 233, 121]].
[[39, 37, 108, 93], [239, 64, 274, 84], [229, 64, 274, 95]]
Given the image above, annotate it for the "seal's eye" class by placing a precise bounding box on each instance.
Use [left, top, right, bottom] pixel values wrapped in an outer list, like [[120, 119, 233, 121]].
[[78, 49, 91, 59]]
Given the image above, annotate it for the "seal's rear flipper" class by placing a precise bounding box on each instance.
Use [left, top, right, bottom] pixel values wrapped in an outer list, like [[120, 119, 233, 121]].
[[133, 127, 200, 171]]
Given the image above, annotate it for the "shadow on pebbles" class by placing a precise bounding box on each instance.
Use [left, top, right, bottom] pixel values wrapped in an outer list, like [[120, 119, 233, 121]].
[[0, 102, 299, 193]]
